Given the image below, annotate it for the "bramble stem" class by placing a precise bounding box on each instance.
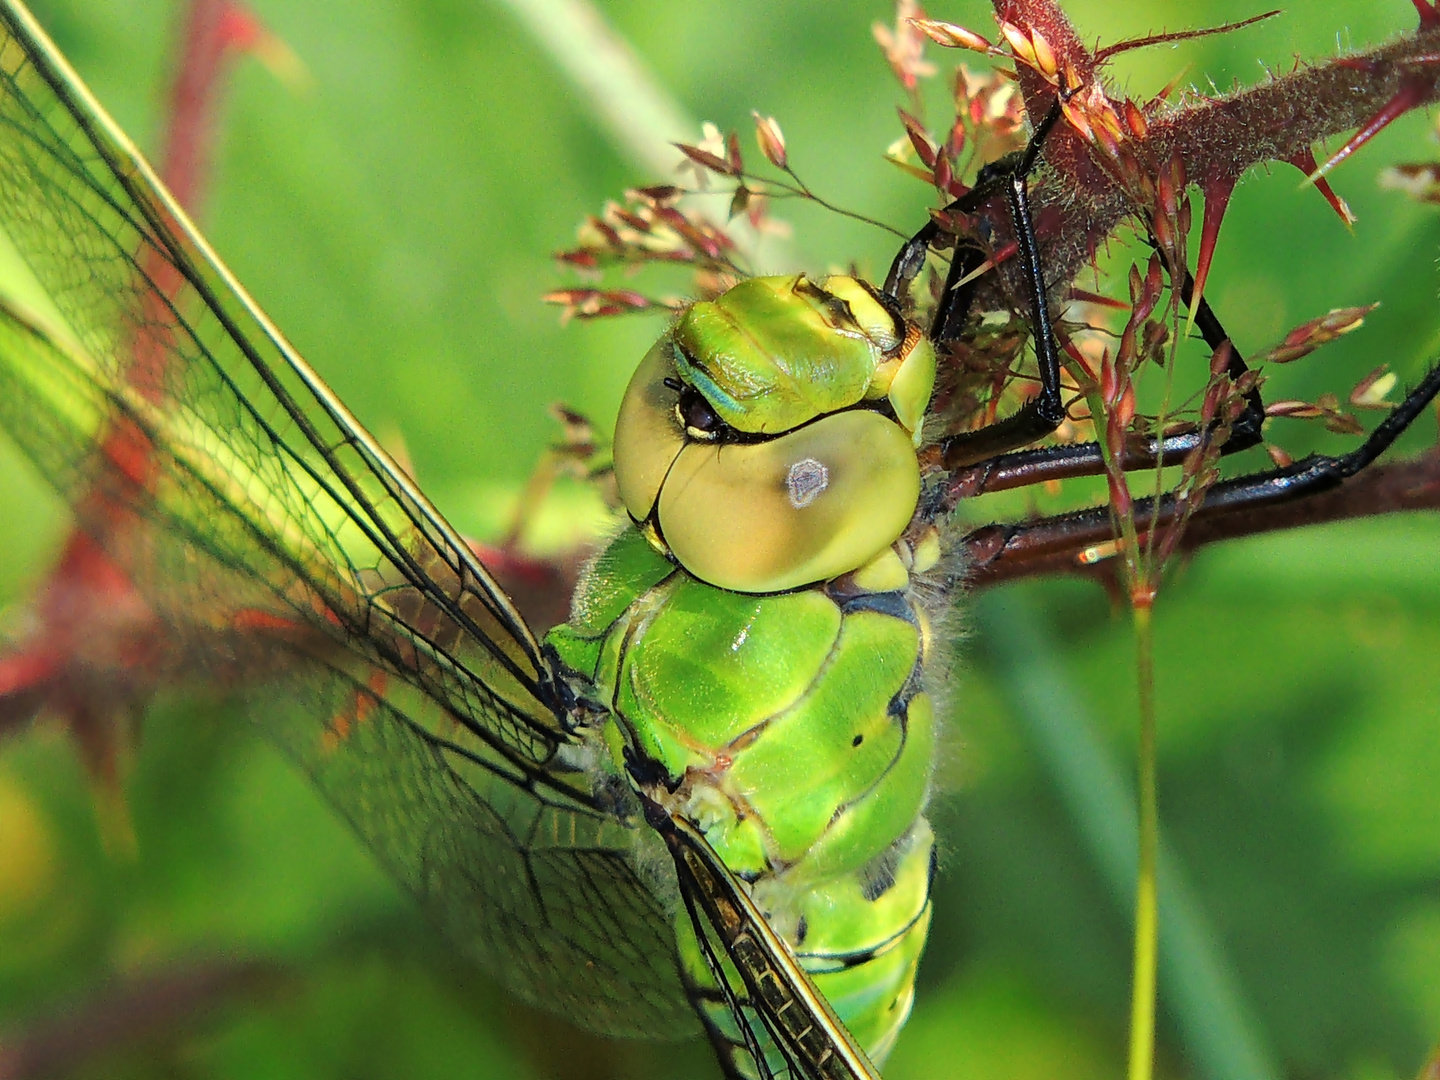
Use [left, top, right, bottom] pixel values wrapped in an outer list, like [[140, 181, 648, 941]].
[[1127, 600, 1160, 1080]]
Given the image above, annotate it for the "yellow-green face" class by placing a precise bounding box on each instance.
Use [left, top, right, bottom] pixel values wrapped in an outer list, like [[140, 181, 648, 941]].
[[612, 274, 936, 594]]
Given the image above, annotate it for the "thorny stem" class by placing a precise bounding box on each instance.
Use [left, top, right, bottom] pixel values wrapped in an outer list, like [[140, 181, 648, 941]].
[[987, 0, 1440, 316], [1127, 601, 1160, 1080]]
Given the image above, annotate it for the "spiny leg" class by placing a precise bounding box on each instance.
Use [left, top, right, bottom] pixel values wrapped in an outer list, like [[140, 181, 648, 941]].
[[944, 270, 1267, 499], [962, 356, 1440, 577], [886, 92, 1276, 484], [883, 100, 1070, 465], [883, 99, 1067, 310]]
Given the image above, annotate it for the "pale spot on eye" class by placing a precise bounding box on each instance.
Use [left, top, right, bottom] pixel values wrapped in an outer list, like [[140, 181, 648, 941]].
[[786, 457, 829, 508], [731, 624, 750, 651]]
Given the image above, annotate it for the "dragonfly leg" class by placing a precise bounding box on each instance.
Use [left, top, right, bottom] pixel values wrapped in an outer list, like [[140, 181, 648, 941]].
[[943, 271, 1268, 500], [881, 98, 1068, 307], [887, 93, 1272, 480], [961, 354, 1440, 579], [885, 100, 1075, 468]]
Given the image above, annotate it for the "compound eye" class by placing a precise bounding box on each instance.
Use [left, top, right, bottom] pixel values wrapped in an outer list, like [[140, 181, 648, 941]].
[[657, 409, 921, 593], [614, 340, 688, 523]]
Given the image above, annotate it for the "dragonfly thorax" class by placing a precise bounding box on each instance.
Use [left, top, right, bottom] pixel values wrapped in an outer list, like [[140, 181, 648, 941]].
[[612, 274, 937, 594], [546, 523, 942, 1065]]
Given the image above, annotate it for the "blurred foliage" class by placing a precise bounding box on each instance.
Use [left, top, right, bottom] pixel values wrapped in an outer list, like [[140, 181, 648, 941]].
[[0, 0, 1438, 1078]]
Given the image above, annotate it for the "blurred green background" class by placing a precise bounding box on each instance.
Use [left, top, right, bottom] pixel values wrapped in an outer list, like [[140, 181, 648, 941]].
[[0, 0, 1438, 1078]]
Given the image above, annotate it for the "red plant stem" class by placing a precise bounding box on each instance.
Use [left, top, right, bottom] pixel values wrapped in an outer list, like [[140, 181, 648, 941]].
[[961, 449, 1440, 588], [0, 4, 264, 741], [161, 0, 258, 209]]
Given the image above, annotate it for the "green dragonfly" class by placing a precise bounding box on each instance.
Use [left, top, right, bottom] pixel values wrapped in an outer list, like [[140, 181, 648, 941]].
[[3, 1, 1440, 1078], [0, 0, 951, 1072]]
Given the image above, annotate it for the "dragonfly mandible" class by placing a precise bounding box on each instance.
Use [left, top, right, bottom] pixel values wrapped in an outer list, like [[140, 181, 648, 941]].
[[2, 2, 1440, 1080]]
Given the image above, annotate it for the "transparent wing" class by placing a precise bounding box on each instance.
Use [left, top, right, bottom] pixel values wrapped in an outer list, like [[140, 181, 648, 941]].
[[0, 0, 695, 1037], [658, 807, 883, 1080]]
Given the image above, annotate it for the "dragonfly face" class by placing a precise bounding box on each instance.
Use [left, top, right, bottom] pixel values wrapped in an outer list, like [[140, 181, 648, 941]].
[[1, 3, 1439, 1080], [613, 273, 933, 593]]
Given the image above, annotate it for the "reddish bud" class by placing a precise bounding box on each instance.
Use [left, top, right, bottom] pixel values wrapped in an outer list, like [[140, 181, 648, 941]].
[[900, 109, 939, 167], [1209, 341, 1234, 378], [612, 208, 650, 232], [1350, 365, 1398, 409], [588, 214, 622, 246], [1123, 98, 1148, 138], [631, 185, 683, 205], [726, 130, 744, 174], [1266, 444, 1295, 468], [675, 142, 733, 176], [934, 154, 954, 195], [946, 117, 966, 158], [1262, 304, 1378, 363], [1201, 382, 1224, 425], [910, 19, 993, 52], [1266, 399, 1326, 420], [1029, 27, 1058, 78], [1100, 355, 1119, 405], [752, 112, 787, 170], [1234, 370, 1261, 398], [998, 22, 1034, 65], [1114, 382, 1137, 429]]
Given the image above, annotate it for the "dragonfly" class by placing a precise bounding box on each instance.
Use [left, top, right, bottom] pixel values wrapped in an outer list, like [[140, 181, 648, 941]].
[[2, 1, 1440, 1078]]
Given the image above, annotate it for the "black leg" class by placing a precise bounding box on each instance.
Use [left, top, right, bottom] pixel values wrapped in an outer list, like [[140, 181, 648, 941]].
[[939, 168, 1069, 466], [1195, 355, 1440, 510], [886, 92, 1275, 481], [960, 356, 1440, 574], [883, 100, 1072, 467], [883, 98, 1068, 309], [945, 272, 1267, 494]]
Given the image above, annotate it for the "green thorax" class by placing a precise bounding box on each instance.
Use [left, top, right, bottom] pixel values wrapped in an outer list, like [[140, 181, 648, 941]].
[[546, 526, 939, 1062]]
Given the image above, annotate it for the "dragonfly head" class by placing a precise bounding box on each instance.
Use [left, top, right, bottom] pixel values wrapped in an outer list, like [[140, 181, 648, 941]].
[[612, 274, 935, 594]]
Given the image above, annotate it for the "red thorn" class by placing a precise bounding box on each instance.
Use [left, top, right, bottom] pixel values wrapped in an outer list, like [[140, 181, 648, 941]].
[[1412, 0, 1440, 29], [1068, 286, 1130, 310], [1060, 337, 1098, 381], [1191, 175, 1236, 324], [1312, 79, 1431, 184], [217, 4, 263, 52], [1286, 148, 1355, 225]]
